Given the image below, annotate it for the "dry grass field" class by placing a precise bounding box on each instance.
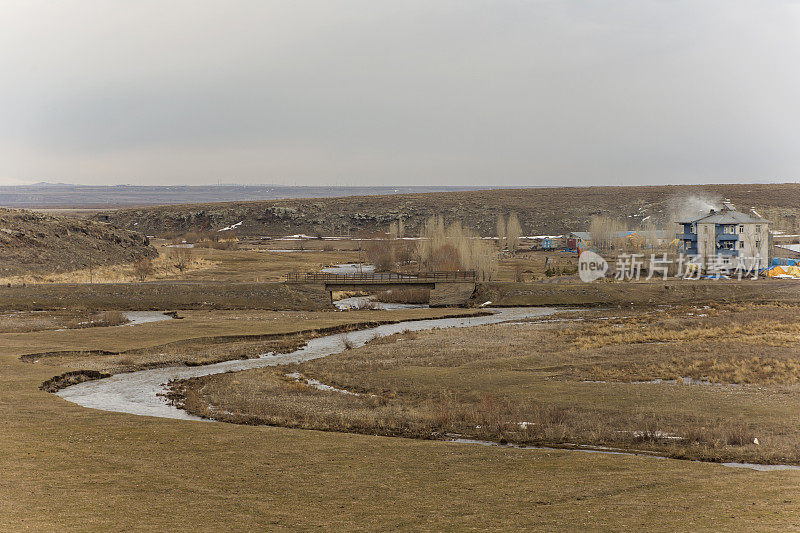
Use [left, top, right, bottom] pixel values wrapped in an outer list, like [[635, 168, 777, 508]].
[[0, 310, 128, 333], [175, 245, 360, 282], [473, 278, 800, 307], [494, 250, 578, 282], [7, 197, 800, 528], [16, 308, 482, 376], [173, 303, 800, 466], [3, 306, 800, 530], [0, 237, 362, 285], [0, 282, 334, 311]]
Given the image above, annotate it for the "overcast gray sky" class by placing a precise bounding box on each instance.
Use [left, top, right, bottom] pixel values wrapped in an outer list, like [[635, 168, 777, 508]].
[[2, 1, 799, 186]]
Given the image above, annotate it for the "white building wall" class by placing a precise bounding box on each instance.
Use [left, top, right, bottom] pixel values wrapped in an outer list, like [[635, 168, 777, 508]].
[[736, 223, 770, 269], [696, 222, 716, 263], [693, 221, 770, 270]]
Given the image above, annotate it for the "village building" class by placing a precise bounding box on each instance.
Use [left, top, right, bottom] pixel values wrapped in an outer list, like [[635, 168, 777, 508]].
[[566, 232, 591, 251], [567, 230, 672, 252], [677, 201, 771, 271]]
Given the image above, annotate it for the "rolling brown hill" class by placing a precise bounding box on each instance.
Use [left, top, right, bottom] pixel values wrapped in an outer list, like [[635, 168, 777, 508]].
[[96, 183, 800, 238], [0, 208, 156, 277]]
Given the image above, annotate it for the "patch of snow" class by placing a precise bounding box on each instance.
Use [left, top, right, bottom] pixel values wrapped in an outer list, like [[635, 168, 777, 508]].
[[285, 372, 362, 395], [122, 311, 174, 326], [218, 221, 243, 232], [322, 263, 376, 274], [279, 233, 316, 239]]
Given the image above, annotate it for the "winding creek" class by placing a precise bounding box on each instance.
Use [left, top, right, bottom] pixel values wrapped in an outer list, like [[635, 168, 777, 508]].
[[56, 306, 800, 472], [58, 308, 555, 420]]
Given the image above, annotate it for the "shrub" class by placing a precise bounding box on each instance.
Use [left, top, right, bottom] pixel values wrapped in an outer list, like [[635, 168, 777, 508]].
[[96, 310, 128, 327], [366, 241, 396, 272], [374, 288, 430, 304], [133, 258, 155, 281], [170, 247, 192, 272]]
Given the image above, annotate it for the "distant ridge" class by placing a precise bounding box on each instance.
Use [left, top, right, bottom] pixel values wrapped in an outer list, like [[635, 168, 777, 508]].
[[96, 182, 800, 238], [0, 184, 521, 209]]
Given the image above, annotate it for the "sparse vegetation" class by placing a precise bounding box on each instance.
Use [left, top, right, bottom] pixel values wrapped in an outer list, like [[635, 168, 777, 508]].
[[0, 207, 156, 279], [97, 183, 800, 239], [133, 257, 155, 281], [0, 244, 213, 285], [170, 247, 192, 272], [0, 310, 128, 333], [18, 308, 482, 375]]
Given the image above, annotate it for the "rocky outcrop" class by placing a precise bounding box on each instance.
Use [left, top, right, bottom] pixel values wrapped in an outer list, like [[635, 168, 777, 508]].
[[0, 208, 157, 277], [94, 184, 800, 239]]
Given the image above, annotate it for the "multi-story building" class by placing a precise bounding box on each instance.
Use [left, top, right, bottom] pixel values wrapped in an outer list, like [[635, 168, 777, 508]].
[[677, 201, 770, 271]]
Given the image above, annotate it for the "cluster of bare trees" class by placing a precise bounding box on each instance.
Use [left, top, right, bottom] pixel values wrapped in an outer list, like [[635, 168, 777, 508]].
[[365, 240, 414, 271], [588, 215, 670, 252], [589, 216, 626, 251], [416, 216, 496, 280], [388, 218, 405, 239], [132, 247, 194, 282], [496, 213, 523, 253]]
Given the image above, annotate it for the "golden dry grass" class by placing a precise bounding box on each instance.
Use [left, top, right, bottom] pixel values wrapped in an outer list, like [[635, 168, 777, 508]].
[[0, 246, 213, 284], [167, 244, 361, 282], [3, 306, 800, 529], [0, 237, 360, 285], [175, 303, 800, 465], [7, 308, 482, 369], [0, 310, 128, 333]]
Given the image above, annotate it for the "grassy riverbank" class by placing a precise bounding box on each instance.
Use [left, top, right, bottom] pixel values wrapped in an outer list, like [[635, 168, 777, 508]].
[[472, 279, 800, 307], [20, 309, 485, 377], [0, 282, 332, 311], [173, 303, 800, 465], [3, 306, 800, 529]]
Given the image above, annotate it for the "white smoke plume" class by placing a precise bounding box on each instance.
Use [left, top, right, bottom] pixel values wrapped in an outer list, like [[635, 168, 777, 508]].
[[669, 194, 722, 223]]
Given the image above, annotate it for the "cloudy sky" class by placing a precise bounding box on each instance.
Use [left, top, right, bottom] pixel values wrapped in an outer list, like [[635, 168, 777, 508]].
[[2, 1, 799, 186]]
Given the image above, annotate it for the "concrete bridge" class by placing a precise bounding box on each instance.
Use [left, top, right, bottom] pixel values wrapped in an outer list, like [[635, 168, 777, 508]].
[[284, 271, 477, 306]]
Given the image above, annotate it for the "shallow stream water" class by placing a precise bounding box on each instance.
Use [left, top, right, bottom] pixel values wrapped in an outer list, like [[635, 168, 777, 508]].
[[56, 306, 799, 472], [321, 263, 375, 274], [57, 308, 555, 420], [122, 311, 174, 326]]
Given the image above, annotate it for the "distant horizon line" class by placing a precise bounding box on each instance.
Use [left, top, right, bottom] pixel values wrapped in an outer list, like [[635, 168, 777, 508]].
[[1, 180, 798, 189]]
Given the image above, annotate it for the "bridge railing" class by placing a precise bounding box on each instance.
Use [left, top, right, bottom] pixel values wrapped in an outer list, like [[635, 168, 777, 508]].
[[284, 271, 476, 284]]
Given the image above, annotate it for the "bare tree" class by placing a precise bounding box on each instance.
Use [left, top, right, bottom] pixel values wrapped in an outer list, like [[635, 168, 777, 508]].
[[506, 212, 523, 254], [589, 216, 625, 251], [416, 215, 496, 280], [170, 247, 192, 273], [496, 214, 507, 250], [133, 258, 155, 282]]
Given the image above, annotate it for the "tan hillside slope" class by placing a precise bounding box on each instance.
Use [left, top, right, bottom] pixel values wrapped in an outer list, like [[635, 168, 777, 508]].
[[0, 208, 156, 277], [97, 183, 800, 238]]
